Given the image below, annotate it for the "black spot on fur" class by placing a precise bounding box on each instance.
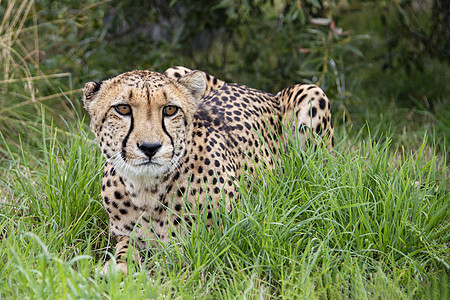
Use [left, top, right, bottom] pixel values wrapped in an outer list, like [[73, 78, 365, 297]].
[[319, 98, 326, 110], [177, 187, 186, 197]]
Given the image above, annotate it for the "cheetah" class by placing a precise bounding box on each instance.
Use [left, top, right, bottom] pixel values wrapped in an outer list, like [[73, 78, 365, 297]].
[[82, 66, 334, 274]]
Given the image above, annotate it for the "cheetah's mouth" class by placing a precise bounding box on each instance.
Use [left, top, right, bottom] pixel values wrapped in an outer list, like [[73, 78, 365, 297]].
[[136, 160, 163, 167]]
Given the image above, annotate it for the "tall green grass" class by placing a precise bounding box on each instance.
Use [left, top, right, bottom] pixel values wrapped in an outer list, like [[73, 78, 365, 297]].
[[0, 1, 448, 298], [0, 118, 447, 298], [0, 0, 78, 161]]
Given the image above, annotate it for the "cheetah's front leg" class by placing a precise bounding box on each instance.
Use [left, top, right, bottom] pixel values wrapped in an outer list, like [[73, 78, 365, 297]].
[[100, 235, 141, 275], [99, 162, 142, 275]]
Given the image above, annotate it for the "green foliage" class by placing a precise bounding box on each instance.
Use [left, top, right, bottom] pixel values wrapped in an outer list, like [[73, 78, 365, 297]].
[[0, 0, 79, 159], [30, 0, 364, 93], [378, 0, 449, 69], [0, 120, 448, 298], [1, 117, 107, 256], [0, 0, 449, 298], [339, 1, 450, 108]]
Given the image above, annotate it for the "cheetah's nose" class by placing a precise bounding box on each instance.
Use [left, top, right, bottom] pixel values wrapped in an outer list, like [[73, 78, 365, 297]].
[[137, 142, 162, 160]]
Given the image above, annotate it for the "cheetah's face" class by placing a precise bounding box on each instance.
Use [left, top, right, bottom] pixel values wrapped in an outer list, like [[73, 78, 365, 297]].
[[82, 70, 205, 180]]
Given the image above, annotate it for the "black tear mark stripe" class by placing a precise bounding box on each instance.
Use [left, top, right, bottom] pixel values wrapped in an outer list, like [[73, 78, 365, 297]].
[[121, 113, 134, 160], [161, 117, 174, 160]]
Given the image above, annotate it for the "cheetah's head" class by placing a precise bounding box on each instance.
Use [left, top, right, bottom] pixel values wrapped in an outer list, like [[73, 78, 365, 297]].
[[82, 70, 205, 181]]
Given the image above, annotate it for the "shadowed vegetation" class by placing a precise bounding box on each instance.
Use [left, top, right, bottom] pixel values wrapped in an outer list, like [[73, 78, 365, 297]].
[[0, 0, 448, 298]]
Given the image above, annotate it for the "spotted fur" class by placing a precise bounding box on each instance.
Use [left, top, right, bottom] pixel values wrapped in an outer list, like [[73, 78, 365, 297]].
[[82, 67, 334, 274]]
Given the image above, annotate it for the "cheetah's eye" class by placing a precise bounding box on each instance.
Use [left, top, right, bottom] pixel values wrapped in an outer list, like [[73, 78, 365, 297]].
[[163, 106, 178, 117], [114, 104, 131, 115]]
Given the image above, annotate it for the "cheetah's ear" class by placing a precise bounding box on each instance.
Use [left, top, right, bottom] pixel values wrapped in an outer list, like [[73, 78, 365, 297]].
[[177, 71, 206, 100], [82, 81, 102, 111]]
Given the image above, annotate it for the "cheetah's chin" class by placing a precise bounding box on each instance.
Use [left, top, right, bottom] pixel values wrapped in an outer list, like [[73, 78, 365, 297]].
[[109, 157, 173, 184], [122, 163, 170, 179]]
